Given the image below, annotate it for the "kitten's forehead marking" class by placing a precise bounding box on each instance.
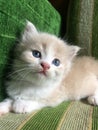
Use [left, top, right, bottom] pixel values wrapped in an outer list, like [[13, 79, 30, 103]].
[[42, 43, 47, 50], [41, 42, 54, 63], [41, 40, 65, 61]]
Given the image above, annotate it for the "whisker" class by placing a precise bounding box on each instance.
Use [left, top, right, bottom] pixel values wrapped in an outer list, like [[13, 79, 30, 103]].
[[6, 66, 39, 78], [7, 67, 30, 78], [19, 69, 32, 81]]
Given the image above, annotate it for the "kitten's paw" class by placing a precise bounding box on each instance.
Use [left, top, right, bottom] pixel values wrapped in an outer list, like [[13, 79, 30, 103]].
[[12, 99, 43, 114], [0, 105, 9, 116], [0, 99, 12, 116], [87, 96, 98, 105]]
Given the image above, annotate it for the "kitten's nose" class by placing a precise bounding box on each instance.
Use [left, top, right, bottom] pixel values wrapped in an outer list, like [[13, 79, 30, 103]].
[[41, 62, 50, 70]]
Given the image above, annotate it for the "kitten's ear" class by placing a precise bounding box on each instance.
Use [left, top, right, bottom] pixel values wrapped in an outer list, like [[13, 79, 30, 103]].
[[25, 20, 38, 34], [22, 21, 38, 42], [68, 45, 80, 60]]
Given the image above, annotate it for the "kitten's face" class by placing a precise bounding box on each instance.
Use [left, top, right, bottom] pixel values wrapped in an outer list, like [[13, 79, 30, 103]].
[[14, 21, 80, 85]]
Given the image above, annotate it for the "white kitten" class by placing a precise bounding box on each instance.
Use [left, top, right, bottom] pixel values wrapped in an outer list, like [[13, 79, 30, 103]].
[[0, 21, 98, 115]]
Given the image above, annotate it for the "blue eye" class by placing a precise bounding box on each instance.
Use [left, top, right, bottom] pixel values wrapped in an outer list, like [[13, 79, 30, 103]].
[[32, 50, 41, 58], [52, 58, 60, 66]]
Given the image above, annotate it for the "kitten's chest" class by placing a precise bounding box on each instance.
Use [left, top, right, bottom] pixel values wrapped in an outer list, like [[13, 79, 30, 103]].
[[23, 86, 52, 99], [8, 81, 57, 100]]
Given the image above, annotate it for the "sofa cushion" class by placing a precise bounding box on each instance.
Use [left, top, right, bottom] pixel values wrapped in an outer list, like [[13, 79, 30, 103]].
[[66, 0, 98, 57], [0, 101, 97, 130]]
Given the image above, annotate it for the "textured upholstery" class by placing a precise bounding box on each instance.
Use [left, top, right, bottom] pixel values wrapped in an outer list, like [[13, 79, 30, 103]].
[[66, 0, 98, 57]]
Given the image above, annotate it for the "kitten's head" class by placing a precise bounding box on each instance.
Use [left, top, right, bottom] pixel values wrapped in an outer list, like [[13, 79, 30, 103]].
[[14, 21, 80, 86]]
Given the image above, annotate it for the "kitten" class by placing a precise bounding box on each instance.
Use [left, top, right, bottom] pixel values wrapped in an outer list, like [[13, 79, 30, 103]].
[[0, 21, 98, 115]]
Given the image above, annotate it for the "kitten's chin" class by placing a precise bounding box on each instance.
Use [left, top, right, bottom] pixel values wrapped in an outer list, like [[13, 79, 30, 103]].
[[39, 71, 47, 76], [30, 71, 49, 80]]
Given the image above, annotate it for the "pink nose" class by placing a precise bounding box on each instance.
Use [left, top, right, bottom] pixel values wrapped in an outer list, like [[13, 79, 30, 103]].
[[41, 62, 50, 70]]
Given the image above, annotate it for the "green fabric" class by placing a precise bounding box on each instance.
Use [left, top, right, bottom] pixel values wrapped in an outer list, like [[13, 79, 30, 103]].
[[92, 106, 98, 130], [92, 0, 98, 58], [19, 101, 93, 130], [0, 112, 31, 130], [0, 101, 97, 130], [18, 102, 70, 130], [0, 0, 61, 101], [66, 0, 98, 57]]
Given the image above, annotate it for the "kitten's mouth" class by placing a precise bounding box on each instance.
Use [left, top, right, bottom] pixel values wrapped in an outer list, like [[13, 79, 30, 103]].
[[39, 70, 47, 76]]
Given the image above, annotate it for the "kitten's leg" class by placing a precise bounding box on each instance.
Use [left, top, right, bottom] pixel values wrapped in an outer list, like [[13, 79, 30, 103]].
[[0, 98, 13, 116], [12, 99, 45, 114], [87, 90, 98, 105]]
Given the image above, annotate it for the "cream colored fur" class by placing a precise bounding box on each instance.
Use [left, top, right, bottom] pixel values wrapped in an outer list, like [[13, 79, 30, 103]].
[[0, 21, 98, 115]]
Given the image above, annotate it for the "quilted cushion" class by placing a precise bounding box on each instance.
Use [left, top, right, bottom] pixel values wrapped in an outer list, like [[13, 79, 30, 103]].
[[0, 0, 61, 101]]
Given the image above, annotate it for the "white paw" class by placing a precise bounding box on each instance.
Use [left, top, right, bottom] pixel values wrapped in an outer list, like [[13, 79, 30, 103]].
[[0, 99, 12, 116], [88, 96, 98, 105], [12, 99, 44, 114]]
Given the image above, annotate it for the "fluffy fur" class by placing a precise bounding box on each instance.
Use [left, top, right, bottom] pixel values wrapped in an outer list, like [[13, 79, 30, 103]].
[[0, 21, 98, 115]]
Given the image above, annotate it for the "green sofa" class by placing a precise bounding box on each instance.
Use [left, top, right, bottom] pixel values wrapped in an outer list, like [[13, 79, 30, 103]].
[[0, 0, 98, 130]]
